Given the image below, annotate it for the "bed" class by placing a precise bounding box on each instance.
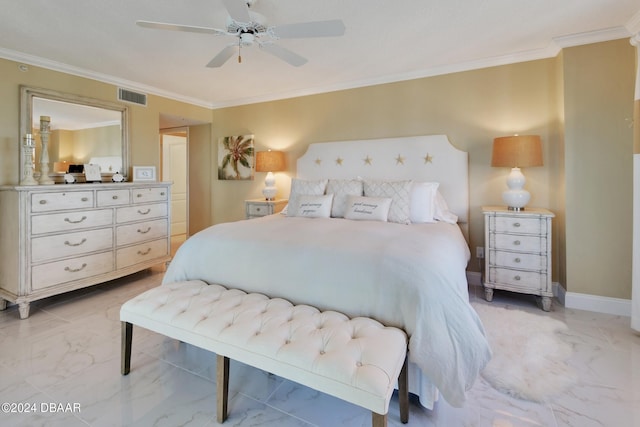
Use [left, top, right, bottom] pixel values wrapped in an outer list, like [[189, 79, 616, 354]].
[[163, 135, 491, 409]]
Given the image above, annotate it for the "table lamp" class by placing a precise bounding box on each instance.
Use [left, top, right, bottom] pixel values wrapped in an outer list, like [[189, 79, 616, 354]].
[[255, 150, 285, 200], [491, 135, 543, 211]]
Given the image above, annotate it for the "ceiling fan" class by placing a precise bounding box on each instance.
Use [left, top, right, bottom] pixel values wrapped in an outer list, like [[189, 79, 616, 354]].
[[136, 0, 345, 67]]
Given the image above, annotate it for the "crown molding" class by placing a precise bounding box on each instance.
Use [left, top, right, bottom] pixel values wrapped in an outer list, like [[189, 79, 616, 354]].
[[552, 26, 630, 48], [627, 9, 640, 35], [0, 47, 214, 109]]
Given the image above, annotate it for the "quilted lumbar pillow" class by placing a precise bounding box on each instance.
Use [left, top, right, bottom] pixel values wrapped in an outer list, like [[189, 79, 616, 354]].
[[287, 178, 328, 217], [294, 194, 334, 218], [326, 179, 364, 218], [363, 180, 412, 224], [344, 196, 392, 222]]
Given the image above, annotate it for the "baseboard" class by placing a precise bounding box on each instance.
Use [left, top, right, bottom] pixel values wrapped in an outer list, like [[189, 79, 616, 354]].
[[466, 272, 631, 317]]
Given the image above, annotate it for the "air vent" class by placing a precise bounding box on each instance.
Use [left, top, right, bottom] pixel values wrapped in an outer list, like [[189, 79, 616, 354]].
[[118, 88, 147, 106]]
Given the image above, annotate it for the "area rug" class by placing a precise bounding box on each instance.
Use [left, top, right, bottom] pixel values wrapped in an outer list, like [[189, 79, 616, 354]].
[[472, 302, 577, 402]]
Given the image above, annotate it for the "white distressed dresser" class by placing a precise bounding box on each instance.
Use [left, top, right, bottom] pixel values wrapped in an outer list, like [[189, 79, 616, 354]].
[[482, 206, 554, 311], [0, 182, 172, 319]]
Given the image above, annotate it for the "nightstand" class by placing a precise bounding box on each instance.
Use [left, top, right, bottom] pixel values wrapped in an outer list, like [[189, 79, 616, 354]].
[[245, 198, 288, 219], [482, 206, 555, 311]]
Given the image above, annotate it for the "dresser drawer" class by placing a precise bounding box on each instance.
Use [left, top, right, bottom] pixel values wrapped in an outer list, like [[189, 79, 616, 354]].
[[132, 187, 168, 204], [31, 228, 113, 263], [116, 238, 168, 269], [31, 252, 113, 291], [31, 191, 94, 212], [116, 203, 168, 223], [97, 189, 130, 207], [491, 250, 546, 271], [490, 233, 543, 252], [116, 218, 168, 246], [488, 267, 545, 290], [31, 209, 113, 235], [492, 216, 542, 234]]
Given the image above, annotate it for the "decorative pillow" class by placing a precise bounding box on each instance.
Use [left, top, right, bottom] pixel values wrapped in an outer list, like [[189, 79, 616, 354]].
[[287, 178, 328, 217], [434, 190, 458, 224], [344, 196, 392, 222], [293, 194, 333, 218], [363, 180, 412, 224], [326, 179, 364, 218], [410, 182, 439, 223]]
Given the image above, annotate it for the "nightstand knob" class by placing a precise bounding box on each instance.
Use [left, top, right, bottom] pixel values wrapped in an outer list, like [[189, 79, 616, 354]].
[[513, 222, 521, 228], [514, 257, 521, 263], [514, 240, 521, 246], [256, 207, 261, 212], [514, 275, 521, 281]]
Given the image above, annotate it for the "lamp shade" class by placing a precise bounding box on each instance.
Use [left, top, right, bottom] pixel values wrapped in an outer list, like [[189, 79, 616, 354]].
[[255, 150, 285, 172], [491, 135, 543, 168]]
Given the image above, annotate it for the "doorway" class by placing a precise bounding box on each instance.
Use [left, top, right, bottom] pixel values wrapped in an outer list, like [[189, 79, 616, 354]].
[[160, 128, 188, 256]]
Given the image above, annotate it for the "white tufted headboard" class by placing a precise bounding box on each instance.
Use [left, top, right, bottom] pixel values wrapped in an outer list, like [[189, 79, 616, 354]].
[[296, 134, 469, 227]]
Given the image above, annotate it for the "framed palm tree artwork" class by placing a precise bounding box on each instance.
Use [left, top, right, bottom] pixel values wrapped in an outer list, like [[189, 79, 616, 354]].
[[218, 135, 255, 180]]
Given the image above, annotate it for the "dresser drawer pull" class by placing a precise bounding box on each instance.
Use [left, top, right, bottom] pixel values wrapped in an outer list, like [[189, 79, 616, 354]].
[[513, 222, 521, 228], [137, 227, 151, 234], [64, 263, 87, 273], [137, 247, 152, 256], [137, 194, 142, 198], [137, 208, 151, 215], [513, 240, 521, 246], [112, 195, 119, 200], [81, 197, 89, 202], [160, 192, 165, 196], [514, 257, 521, 263], [64, 216, 87, 224], [514, 275, 521, 281], [39, 200, 47, 205], [64, 238, 87, 247]]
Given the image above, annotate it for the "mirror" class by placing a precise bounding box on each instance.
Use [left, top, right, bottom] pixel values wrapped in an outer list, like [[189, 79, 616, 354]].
[[20, 86, 129, 182]]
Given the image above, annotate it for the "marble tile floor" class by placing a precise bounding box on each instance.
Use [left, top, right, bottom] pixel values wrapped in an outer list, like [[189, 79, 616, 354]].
[[0, 269, 639, 427]]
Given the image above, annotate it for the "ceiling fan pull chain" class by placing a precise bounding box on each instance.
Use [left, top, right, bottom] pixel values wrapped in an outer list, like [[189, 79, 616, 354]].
[[238, 38, 242, 63]]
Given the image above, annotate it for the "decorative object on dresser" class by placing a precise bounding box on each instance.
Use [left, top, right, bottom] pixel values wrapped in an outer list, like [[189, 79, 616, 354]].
[[491, 135, 543, 211], [38, 115, 55, 185], [482, 206, 554, 311], [133, 166, 156, 182], [83, 163, 102, 183], [0, 182, 172, 319], [255, 149, 286, 200], [20, 133, 37, 185], [245, 198, 288, 219]]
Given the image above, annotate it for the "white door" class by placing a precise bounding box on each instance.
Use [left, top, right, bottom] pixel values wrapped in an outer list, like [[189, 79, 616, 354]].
[[161, 131, 188, 255]]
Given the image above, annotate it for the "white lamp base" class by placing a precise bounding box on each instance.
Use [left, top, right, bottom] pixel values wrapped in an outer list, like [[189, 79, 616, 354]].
[[502, 167, 530, 211], [262, 171, 277, 201]]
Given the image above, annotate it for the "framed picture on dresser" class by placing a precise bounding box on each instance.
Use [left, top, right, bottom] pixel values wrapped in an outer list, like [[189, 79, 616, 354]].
[[133, 166, 157, 182]]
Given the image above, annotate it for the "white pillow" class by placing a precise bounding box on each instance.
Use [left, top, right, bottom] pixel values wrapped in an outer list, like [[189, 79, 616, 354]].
[[434, 191, 458, 224], [287, 178, 328, 217], [344, 196, 392, 222], [326, 179, 364, 218], [363, 180, 412, 224], [293, 194, 333, 218], [410, 182, 439, 223]]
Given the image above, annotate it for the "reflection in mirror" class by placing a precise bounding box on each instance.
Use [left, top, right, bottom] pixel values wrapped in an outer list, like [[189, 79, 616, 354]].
[[20, 86, 129, 183]]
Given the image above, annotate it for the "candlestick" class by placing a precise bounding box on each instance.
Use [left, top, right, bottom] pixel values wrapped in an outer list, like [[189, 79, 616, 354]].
[[20, 134, 38, 185], [38, 116, 54, 185]]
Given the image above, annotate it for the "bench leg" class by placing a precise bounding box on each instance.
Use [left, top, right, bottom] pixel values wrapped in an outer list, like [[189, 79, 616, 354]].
[[217, 354, 230, 423], [121, 322, 133, 375], [399, 355, 409, 423], [372, 412, 387, 427]]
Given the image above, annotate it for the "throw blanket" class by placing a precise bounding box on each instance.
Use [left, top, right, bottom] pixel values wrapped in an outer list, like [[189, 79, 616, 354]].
[[163, 215, 491, 407]]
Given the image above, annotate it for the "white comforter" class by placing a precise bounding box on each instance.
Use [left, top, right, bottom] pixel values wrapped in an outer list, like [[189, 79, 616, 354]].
[[163, 215, 491, 407]]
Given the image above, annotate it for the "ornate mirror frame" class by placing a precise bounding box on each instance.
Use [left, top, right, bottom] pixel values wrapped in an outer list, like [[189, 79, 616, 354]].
[[20, 85, 130, 182]]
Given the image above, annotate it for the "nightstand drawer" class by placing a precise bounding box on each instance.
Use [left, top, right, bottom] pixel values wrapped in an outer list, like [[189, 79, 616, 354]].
[[491, 250, 545, 271], [491, 234, 543, 252], [492, 216, 543, 234], [489, 267, 544, 289], [247, 204, 271, 217]]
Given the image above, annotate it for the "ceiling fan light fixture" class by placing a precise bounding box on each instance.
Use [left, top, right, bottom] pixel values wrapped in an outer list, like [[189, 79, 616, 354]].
[[240, 32, 255, 45]]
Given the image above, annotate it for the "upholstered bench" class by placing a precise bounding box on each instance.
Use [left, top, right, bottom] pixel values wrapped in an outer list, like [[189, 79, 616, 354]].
[[120, 280, 409, 427]]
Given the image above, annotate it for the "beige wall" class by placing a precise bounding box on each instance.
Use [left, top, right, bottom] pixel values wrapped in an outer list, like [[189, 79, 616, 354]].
[[0, 38, 635, 300], [563, 40, 635, 298]]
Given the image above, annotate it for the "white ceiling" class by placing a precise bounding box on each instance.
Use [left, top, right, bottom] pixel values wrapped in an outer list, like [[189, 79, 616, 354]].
[[1, 0, 639, 109]]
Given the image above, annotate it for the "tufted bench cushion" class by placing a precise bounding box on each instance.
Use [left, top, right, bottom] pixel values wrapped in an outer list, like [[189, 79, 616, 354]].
[[120, 280, 408, 426]]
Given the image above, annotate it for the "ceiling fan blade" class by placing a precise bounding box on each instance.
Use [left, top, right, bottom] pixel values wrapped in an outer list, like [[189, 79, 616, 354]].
[[206, 45, 237, 68], [222, 0, 251, 24], [260, 43, 307, 67], [136, 20, 226, 35], [271, 19, 345, 39]]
